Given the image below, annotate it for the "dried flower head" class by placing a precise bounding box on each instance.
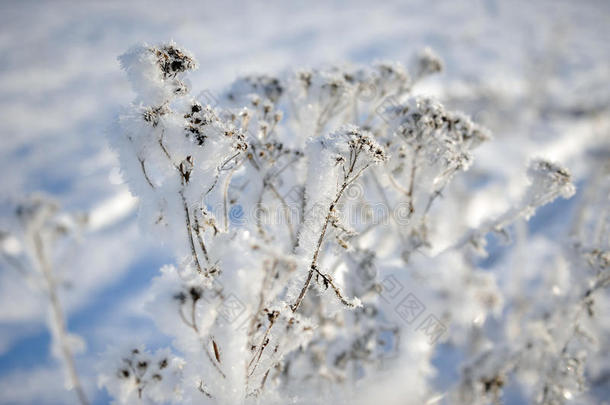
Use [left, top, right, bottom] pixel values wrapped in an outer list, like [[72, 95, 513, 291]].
[[323, 125, 388, 167], [227, 74, 284, 103], [415, 47, 444, 79], [527, 158, 576, 199], [151, 44, 197, 78]]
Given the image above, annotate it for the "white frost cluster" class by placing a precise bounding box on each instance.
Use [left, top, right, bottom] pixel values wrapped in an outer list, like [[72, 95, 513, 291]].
[[100, 41, 607, 405]]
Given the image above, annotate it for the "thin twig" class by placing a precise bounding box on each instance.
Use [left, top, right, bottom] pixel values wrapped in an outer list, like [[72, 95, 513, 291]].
[[406, 145, 421, 217], [222, 163, 241, 231], [157, 132, 209, 277], [178, 303, 196, 331], [180, 187, 206, 276], [193, 214, 211, 264], [291, 150, 367, 313], [138, 157, 155, 188], [313, 266, 358, 307], [33, 233, 89, 405]]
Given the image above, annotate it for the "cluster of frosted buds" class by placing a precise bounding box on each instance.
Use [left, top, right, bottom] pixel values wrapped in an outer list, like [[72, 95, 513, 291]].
[[184, 103, 207, 145], [252, 140, 303, 165], [518, 158, 577, 221], [327, 125, 388, 171], [142, 105, 170, 128], [294, 62, 410, 111], [103, 347, 184, 402], [527, 159, 576, 200], [391, 97, 489, 146], [387, 97, 488, 171], [149, 44, 197, 96], [346, 126, 388, 163], [152, 44, 197, 79], [293, 68, 354, 115], [319, 70, 351, 100], [183, 101, 248, 151], [116, 349, 165, 387], [584, 249, 610, 272], [16, 195, 60, 230], [119, 41, 198, 106], [227, 74, 284, 103], [173, 285, 203, 305], [414, 47, 444, 79], [444, 110, 490, 149], [236, 96, 282, 140], [369, 61, 411, 97], [14, 194, 87, 246], [183, 103, 221, 146]]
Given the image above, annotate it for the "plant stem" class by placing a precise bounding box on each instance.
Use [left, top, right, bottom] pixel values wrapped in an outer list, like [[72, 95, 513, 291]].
[[33, 233, 89, 405], [290, 152, 367, 313]]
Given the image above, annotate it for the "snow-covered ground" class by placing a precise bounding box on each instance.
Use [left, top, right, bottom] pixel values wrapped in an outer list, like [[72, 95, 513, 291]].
[[0, 0, 609, 403]]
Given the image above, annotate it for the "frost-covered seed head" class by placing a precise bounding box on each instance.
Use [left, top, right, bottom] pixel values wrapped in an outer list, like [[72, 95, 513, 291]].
[[415, 47, 444, 78], [142, 105, 169, 127], [527, 159, 576, 198], [341, 125, 388, 164], [373, 61, 411, 94], [151, 44, 197, 78]]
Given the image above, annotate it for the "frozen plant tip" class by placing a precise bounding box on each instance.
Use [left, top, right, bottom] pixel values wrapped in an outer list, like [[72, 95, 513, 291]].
[[414, 47, 444, 80]]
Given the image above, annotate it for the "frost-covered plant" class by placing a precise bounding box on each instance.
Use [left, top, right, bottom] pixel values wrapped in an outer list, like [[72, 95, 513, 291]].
[[98, 346, 184, 403], [0, 194, 89, 405], [105, 41, 584, 404], [450, 150, 609, 405]]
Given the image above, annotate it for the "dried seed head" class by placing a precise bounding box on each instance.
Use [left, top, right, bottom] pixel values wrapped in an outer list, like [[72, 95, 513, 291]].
[[159, 358, 168, 369], [527, 159, 576, 199], [325, 125, 388, 165], [188, 286, 203, 301], [173, 291, 187, 304], [415, 47, 444, 79], [151, 44, 197, 78]]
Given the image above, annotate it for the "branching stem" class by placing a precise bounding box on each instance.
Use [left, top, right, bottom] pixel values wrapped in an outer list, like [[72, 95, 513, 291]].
[[32, 233, 89, 405]]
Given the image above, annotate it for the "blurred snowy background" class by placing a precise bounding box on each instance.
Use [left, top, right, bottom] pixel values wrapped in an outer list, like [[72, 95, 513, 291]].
[[0, 0, 608, 403]]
